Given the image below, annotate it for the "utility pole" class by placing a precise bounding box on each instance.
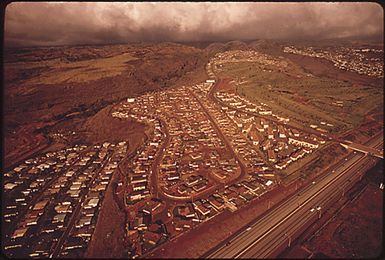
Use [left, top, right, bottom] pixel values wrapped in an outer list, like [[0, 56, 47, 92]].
[[284, 233, 291, 247]]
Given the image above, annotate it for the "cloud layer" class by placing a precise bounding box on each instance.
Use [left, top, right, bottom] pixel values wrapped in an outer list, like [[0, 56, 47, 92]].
[[4, 2, 384, 47]]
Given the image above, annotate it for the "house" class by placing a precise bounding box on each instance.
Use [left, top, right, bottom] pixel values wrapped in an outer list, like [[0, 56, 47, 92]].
[[55, 204, 71, 214], [129, 190, 150, 202], [75, 216, 92, 228], [260, 118, 269, 129], [267, 127, 274, 139], [233, 117, 243, 128], [240, 191, 254, 201], [5, 183, 17, 190], [242, 122, 253, 135], [131, 175, 147, 184], [275, 158, 292, 169], [291, 129, 300, 137], [290, 149, 306, 161], [193, 201, 211, 216], [288, 137, 319, 149], [92, 183, 107, 192], [275, 141, 287, 152], [177, 205, 195, 218], [83, 208, 96, 217], [70, 183, 82, 190], [241, 181, 260, 194], [262, 140, 272, 151], [53, 213, 66, 224], [186, 175, 202, 187], [85, 198, 99, 209], [178, 184, 190, 194], [12, 227, 28, 239], [255, 120, 264, 132], [208, 195, 224, 210], [192, 180, 207, 192], [33, 199, 49, 211], [249, 129, 261, 146], [259, 110, 272, 115], [142, 231, 161, 246], [68, 190, 80, 198], [267, 149, 276, 162], [142, 202, 161, 215], [167, 172, 180, 181], [133, 182, 147, 191], [278, 125, 286, 138]]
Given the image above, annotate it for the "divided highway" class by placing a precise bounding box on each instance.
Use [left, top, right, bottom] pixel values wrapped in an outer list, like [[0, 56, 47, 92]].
[[204, 132, 383, 259]]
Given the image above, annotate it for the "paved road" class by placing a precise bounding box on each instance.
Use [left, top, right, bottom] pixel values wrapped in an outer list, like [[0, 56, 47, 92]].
[[3, 146, 94, 240], [51, 151, 113, 257], [342, 141, 383, 159], [204, 132, 383, 258], [189, 89, 247, 182]]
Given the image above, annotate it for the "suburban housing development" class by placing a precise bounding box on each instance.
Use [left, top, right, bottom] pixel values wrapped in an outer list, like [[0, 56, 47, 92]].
[[3, 2, 383, 259]]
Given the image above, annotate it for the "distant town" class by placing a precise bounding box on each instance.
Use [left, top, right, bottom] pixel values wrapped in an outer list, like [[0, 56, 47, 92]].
[[283, 46, 384, 78]]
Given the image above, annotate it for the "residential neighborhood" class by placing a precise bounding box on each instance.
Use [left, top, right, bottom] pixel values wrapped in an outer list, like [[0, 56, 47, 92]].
[[4, 46, 378, 259], [4, 142, 127, 258], [283, 45, 384, 78], [4, 3, 383, 259]]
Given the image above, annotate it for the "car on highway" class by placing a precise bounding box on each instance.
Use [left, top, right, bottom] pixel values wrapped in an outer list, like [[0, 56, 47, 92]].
[[246, 227, 252, 231]]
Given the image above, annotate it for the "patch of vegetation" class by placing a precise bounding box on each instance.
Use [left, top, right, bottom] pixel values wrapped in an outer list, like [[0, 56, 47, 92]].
[[218, 60, 383, 134]]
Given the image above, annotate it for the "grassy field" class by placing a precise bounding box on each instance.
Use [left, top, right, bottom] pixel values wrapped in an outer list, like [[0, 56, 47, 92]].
[[7, 53, 138, 86], [217, 60, 383, 133]]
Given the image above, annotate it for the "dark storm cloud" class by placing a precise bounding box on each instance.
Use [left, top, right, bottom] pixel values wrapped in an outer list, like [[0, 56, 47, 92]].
[[4, 2, 384, 47]]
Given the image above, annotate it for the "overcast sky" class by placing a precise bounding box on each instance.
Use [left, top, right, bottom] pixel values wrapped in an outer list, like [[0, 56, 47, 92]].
[[4, 2, 384, 47]]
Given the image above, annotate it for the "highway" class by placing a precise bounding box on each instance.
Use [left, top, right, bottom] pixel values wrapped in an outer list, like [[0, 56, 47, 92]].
[[204, 132, 383, 259]]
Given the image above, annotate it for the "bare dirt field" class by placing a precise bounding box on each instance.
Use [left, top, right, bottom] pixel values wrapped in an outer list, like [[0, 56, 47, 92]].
[[85, 134, 146, 258]]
